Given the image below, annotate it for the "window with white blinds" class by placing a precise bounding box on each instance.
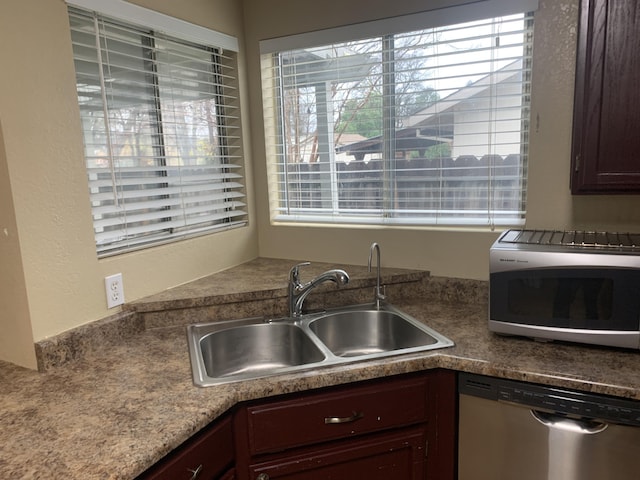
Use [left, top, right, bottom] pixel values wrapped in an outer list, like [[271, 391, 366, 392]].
[[68, 6, 246, 256], [261, 9, 534, 228]]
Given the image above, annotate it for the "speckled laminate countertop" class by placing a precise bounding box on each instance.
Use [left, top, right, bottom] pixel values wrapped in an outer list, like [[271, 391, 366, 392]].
[[4, 259, 640, 479]]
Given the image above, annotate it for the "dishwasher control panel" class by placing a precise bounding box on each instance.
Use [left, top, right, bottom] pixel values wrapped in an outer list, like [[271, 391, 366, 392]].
[[459, 372, 640, 426]]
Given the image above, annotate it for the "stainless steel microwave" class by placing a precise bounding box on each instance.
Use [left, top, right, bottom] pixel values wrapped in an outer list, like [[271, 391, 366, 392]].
[[489, 229, 640, 349]]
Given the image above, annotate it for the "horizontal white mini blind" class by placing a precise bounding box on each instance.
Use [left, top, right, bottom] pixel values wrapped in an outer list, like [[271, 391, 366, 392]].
[[67, 0, 239, 51], [262, 11, 534, 227], [69, 7, 246, 255]]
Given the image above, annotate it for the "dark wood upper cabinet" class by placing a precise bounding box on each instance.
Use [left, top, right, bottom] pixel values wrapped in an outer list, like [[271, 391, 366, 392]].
[[571, 0, 640, 193]]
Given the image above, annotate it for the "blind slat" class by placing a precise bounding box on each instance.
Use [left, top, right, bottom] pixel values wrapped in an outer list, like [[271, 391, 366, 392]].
[[94, 201, 247, 229]]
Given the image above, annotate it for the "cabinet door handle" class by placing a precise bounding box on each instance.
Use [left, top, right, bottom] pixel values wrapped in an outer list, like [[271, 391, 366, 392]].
[[187, 464, 203, 480], [324, 411, 364, 424]]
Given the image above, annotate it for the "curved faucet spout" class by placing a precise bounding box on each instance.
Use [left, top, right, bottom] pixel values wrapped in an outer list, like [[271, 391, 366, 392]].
[[288, 263, 350, 317], [368, 242, 386, 310]]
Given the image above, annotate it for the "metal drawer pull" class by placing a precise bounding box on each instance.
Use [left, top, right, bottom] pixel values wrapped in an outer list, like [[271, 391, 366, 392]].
[[187, 464, 203, 480], [324, 411, 364, 424]]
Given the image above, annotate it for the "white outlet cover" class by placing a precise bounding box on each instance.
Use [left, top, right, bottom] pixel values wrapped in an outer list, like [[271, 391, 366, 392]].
[[105, 273, 125, 308]]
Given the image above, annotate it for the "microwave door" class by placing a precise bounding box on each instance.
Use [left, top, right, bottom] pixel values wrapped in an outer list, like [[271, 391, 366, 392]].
[[489, 268, 640, 348]]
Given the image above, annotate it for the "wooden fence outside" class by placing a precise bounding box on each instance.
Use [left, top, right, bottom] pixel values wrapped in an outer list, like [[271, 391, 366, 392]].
[[283, 154, 524, 214]]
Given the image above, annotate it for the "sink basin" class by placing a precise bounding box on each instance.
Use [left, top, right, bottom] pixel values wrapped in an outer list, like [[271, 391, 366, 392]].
[[308, 309, 441, 357], [188, 304, 454, 387], [188, 318, 327, 385], [200, 323, 326, 378]]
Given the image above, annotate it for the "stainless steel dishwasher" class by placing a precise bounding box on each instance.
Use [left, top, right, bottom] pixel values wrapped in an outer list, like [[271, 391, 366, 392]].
[[458, 372, 640, 480]]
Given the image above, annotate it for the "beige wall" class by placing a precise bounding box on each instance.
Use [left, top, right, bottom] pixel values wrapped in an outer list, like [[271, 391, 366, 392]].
[[0, 0, 257, 368], [4, 0, 640, 369], [244, 0, 640, 280], [0, 120, 35, 368]]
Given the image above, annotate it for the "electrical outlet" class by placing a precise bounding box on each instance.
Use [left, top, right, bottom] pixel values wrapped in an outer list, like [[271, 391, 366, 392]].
[[105, 273, 125, 309]]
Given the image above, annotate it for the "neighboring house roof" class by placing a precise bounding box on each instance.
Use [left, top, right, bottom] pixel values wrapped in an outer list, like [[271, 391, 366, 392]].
[[290, 132, 368, 163], [334, 128, 449, 160], [334, 133, 368, 146], [336, 59, 523, 159], [403, 58, 523, 129]]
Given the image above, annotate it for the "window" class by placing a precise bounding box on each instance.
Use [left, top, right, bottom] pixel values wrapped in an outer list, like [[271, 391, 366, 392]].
[[68, 6, 246, 256], [261, 4, 535, 228]]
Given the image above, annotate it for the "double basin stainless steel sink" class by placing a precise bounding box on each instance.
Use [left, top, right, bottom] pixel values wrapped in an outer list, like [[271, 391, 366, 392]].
[[187, 303, 454, 387]]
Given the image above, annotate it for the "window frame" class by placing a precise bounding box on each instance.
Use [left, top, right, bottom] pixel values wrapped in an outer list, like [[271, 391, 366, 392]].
[[68, 4, 247, 256], [260, 2, 537, 229]]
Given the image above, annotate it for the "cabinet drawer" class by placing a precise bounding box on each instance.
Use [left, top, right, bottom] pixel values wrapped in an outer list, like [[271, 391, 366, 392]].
[[244, 375, 428, 455], [138, 415, 234, 480], [250, 426, 426, 480]]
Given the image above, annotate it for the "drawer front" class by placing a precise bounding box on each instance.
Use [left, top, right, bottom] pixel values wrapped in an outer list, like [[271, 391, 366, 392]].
[[249, 426, 426, 480], [245, 375, 428, 455]]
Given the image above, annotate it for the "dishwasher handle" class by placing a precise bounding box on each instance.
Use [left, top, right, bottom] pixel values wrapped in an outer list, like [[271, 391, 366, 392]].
[[531, 409, 608, 434]]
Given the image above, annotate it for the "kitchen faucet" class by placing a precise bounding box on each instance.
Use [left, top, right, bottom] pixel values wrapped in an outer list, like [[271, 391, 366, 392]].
[[288, 262, 350, 317], [368, 242, 385, 310]]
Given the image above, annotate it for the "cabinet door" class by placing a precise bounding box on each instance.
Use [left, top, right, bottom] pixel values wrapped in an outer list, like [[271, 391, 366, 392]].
[[249, 426, 425, 480], [426, 369, 456, 480], [571, 0, 640, 193], [137, 415, 234, 480], [219, 469, 236, 480]]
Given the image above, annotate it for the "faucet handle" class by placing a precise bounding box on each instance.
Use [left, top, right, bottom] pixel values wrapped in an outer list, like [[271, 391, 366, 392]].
[[289, 262, 311, 283]]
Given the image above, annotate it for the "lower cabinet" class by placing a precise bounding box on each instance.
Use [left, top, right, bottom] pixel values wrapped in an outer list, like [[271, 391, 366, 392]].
[[137, 369, 456, 480], [234, 369, 456, 480]]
